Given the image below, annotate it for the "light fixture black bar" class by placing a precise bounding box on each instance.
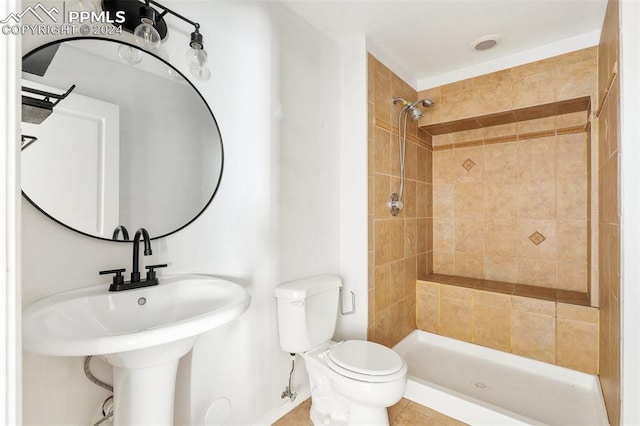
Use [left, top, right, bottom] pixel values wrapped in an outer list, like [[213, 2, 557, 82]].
[[146, 0, 199, 30], [22, 84, 76, 107], [21, 135, 38, 150]]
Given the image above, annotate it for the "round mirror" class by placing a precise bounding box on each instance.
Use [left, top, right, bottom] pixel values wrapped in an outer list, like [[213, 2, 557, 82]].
[[21, 37, 223, 241]]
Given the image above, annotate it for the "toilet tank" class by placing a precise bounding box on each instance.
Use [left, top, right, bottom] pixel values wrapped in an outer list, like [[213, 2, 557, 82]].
[[275, 275, 341, 353]]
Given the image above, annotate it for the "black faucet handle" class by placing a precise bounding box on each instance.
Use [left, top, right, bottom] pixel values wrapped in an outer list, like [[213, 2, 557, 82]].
[[99, 268, 126, 288], [145, 264, 168, 282]]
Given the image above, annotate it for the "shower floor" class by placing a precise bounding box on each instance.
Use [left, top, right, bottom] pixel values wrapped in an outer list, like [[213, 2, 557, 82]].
[[393, 330, 609, 426]]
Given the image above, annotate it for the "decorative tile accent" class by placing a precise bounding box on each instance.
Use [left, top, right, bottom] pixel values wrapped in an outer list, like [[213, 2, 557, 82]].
[[462, 158, 476, 171], [528, 231, 546, 245]]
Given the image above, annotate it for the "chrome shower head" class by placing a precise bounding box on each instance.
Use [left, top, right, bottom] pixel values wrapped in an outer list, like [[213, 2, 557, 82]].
[[409, 106, 423, 121], [418, 98, 434, 108]]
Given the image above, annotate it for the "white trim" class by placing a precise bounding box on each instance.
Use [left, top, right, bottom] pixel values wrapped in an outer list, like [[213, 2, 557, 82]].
[[417, 30, 601, 90], [620, 1, 640, 424], [254, 387, 311, 426], [0, 0, 22, 423]]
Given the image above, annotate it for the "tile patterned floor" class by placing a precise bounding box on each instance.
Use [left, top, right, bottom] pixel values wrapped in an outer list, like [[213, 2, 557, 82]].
[[273, 397, 468, 426]]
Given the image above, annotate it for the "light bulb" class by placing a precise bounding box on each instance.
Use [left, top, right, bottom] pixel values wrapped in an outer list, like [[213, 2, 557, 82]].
[[134, 21, 161, 51], [190, 66, 211, 81], [118, 45, 142, 65], [185, 47, 207, 71], [66, 0, 98, 13]]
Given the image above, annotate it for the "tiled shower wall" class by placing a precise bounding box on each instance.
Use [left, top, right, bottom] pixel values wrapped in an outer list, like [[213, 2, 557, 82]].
[[429, 116, 590, 292], [367, 54, 432, 347], [419, 47, 597, 293], [597, 0, 621, 423]]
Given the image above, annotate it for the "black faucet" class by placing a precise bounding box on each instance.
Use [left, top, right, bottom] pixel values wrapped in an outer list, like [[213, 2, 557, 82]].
[[111, 225, 130, 241], [99, 227, 167, 292], [131, 228, 152, 283]]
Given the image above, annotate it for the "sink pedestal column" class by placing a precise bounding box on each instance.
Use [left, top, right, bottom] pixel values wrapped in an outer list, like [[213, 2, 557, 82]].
[[103, 337, 196, 425], [112, 360, 180, 426]]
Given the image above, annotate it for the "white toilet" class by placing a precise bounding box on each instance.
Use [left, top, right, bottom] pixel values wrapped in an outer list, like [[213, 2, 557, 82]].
[[275, 275, 407, 425]]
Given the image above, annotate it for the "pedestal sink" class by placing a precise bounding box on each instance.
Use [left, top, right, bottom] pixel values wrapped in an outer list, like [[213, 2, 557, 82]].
[[22, 274, 251, 425]]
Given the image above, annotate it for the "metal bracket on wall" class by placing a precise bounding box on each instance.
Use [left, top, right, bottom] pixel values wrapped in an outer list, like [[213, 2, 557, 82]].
[[340, 288, 356, 315]]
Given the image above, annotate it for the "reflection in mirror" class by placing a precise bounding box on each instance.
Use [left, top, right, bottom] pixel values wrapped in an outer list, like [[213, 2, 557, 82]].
[[21, 38, 223, 241]]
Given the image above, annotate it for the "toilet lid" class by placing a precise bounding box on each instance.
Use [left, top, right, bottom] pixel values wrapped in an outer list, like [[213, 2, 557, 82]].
[[328, 340, 404, 376]]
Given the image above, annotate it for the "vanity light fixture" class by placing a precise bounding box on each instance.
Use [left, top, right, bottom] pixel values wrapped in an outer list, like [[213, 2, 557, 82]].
[[21, 84, 76, 125], [102, 0, 210, 78]]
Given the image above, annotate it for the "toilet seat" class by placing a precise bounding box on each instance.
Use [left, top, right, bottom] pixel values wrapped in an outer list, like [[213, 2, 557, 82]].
[[325, 340, 407, 383]]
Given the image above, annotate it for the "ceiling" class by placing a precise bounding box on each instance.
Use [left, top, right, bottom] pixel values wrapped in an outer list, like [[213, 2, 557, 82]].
[[280, 0, 608, 90]]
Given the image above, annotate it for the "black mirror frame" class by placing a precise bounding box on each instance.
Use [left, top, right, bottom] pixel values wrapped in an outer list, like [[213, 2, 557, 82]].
[[21, 36, 224, 242]]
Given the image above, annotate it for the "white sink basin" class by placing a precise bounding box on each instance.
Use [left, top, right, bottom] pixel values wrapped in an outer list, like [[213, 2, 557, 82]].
[[22, 274, 251, 426], [23, 274, 250, 358]]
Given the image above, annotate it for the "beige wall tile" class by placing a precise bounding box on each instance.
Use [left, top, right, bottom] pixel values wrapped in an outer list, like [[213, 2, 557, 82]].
[[374, 264, 391, 312], [557, 303, 599, 323], [518, 257, 557, 288], [433, 150, 454, 182], [373, 60, 391, 122], [512, 310, 556, 363], [455, 251, 484, 279], [433, 184, 454, 218], [403, 179, 417, 218], [374, 174, 391, 219], [433, 251, 454, 275], [389, 260, 404, 302], [405, 142, 418, 181], [473, 301, 511, 352], [404, 256, 417, 299], [404, 219, 418, 257], [516, 180, 556, 220], [517, 219, 557, 259], [454, 146, 484, 182], [517, 116, 556, 135], [417, 218, 427, 254], [454, 216, 484, 253], [517, 136, 556, 182], [389, 219, 405, 261], [557, 260, 588, 292], [556, 111, 588, 128], [512, 70, 555, 108], [557, 318, 598, 374], [441, 284, 473, 301], [416, 182, 429, 218], [512, 295, 555, 315], [555, 58, 597, 100], [440, 296, 473, 341], [484, 255, 519, 283], [484, 216, 517, 257], [557, 133, 588, 178], [474, 76, 513, 114], [557, 176, 588, 220], [484, 142, 517, 181], [433, 218, 454, 253], [373, 127, 391, 174], [417, 282, 440, 333], [374, 219, 390, 266], [454, 182, 484, 217], [557, 220, 588, 261], [484, 182, 517, 218], [417, 146, 428, 183]]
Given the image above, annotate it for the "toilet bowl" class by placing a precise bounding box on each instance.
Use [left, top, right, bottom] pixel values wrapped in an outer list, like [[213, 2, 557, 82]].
[[275, 275, 408, 425], [303, 340, 407, 425]]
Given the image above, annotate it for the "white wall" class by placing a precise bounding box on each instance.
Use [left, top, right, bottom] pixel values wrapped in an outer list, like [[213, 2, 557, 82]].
[[620, 0, 640, 423], [20, 1, 357, 424]]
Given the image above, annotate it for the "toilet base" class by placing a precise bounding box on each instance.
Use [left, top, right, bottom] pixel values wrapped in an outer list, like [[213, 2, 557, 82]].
[[309, 397, 389, 426]]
